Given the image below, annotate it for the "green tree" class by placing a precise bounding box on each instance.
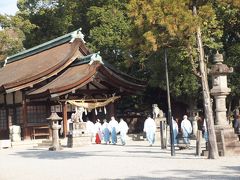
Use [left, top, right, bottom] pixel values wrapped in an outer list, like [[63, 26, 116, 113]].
[[17, 0, 77, 48], [214, 2, 240, 112], [128, 0, 225, 159], [87, 0, 132, 68], [17, 0, 137, 71], [0, 14, 35, 63]]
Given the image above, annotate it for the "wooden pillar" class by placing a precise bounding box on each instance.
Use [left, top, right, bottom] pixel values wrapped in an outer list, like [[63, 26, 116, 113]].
[[108, 102, 115, 118], [46, 99, 52, 139], [4, 94, 12, 139], [4, 94, 9, 127], [22, 92, 29, 140], [13, 92, 17, 125], [62, 102, 68, 138]]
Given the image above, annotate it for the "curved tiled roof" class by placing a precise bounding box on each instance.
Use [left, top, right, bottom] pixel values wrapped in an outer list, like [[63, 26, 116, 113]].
[[0, 29, 146, 96], [28, 58, 146, 98], [0, 29, 90, 93], [28, 63, 98, 97]]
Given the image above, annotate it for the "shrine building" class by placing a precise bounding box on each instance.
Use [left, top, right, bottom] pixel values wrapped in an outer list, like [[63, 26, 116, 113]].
[[0, 29, 146, 140]]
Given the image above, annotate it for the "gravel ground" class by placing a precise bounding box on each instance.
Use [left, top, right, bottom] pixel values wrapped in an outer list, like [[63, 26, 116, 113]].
[[0, 138, 240, 180]]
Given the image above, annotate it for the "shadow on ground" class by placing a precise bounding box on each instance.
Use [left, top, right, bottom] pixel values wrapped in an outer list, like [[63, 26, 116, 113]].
[[9, 144, 201, 160], [99, 167, 240, 180]]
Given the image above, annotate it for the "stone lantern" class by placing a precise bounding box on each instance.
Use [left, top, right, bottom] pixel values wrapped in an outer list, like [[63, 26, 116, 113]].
[[209, 52, 233, 127], [47, 112, 62, 151]]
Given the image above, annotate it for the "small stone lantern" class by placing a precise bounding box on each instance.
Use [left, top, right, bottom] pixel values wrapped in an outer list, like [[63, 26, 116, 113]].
[[47, 112, 62, 151], [209, 52, 233, 127]]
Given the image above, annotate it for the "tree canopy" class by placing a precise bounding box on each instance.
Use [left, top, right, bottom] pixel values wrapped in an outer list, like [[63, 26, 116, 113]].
[[0, 14, 35, 62], [0, 0, 239, 113]]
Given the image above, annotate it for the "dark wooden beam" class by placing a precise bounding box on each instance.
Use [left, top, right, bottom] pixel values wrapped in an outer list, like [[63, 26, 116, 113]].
[[22, 91, 29, 140], [89, 82, 101, 90], [13, 92, 17, 125], [62, 102, 68, 138], [4, 94, 9, 138], [77, 89, 112, 95]]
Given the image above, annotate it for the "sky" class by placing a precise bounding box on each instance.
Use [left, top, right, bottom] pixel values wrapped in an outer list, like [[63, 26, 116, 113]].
[[0, 0, 19, 15]]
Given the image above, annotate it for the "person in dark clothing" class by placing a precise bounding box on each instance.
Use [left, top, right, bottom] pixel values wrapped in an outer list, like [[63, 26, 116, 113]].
[[233, 115, 240, 134]]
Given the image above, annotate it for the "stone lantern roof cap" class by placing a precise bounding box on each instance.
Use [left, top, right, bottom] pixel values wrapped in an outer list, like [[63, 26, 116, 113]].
[[209, 64, 233, 75], [210, 52, 233, 75], [213, 52, 224, 64], [47, 112, 62, 120]]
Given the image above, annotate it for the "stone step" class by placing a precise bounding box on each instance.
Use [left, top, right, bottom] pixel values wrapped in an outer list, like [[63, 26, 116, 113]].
[[225, 147, 240, 156], [216, 133, 239, 142], [41, 140, 52, 144], [224, 135, 239, 141], [12, 139, 43, 147], [36, 139, 63, 148], [225, 140, 240, 147], [217, 140, 240, 149], [215, 126, 240, 156], [36, 143, 51, 148], [217, 140, 240, 156]]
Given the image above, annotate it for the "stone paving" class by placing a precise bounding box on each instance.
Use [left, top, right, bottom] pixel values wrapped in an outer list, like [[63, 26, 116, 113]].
[[0, 138, 240, 180]]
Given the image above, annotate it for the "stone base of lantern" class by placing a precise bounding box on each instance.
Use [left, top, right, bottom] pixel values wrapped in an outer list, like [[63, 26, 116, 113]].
[[214, 125, 240, 156], [67, 134, 91, 148], [67, 122, 91, 148]]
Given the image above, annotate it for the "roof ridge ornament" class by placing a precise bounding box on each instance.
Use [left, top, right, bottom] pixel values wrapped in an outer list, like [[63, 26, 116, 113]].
[[3, 57, 8, 67], [70, 28, 85, 43], [5, 28, 87, 64], [89, 52, 103, 65]]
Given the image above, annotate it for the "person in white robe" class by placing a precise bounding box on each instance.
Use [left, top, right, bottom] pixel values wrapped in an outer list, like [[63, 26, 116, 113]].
[[118, 118, 129, 145], [102, 119, 110, 144], [202, 118, 208, 142], [143, 114, 156, 146], [172, 117, 179, 145], [181, 115, 192, 144], [86, 119, 95, 143], [109, 116, 119, 145], [94, 119, 102, 144]]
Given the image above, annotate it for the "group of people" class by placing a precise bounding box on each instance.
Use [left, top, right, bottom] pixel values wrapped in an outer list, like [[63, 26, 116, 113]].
[[82, 111, 210, 148], [86, 116, 129, 146], [144, 114, 200, 147]]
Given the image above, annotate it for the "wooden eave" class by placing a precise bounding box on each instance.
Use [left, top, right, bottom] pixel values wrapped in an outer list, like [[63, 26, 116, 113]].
[[102, 61, 146, 85], [97, 74, 141, 94], [27, 63, 101, 98], [73, 55, 146, 86], [0, 39, 90, 93], [27, 61, 146, 98], [98, 66, 146, 91]]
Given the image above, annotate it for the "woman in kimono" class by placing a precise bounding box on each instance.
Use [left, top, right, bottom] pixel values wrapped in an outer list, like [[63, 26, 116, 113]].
[[94, 119, 102, 144]]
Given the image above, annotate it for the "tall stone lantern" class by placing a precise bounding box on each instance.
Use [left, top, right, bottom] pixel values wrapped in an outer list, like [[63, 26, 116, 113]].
[[209, 52, 233, 127], [47, 112, 62, 151]]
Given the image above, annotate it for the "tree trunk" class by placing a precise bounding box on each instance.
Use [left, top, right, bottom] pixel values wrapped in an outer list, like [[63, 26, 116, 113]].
[[193, 5, 219, 159]]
